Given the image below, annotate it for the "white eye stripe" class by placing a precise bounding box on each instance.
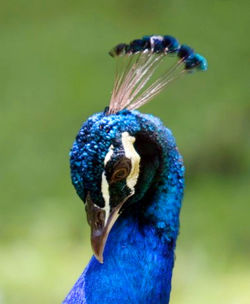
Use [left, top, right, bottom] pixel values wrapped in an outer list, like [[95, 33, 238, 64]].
[[104, 144, 114, 166], [101, 171, 110, 225], [101, 132, 140, 224], [121, 132, 141, 193], [101, 144, 114, 225]]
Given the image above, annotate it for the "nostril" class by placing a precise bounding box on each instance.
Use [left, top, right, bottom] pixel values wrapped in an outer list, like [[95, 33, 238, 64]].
[[85, 192, 106, 230]]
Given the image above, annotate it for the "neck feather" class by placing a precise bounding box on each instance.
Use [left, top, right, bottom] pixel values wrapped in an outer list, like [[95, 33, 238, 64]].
[[144, 130, 184, 242], [130, 113, 185, 242], [63, 112, 184, 304]]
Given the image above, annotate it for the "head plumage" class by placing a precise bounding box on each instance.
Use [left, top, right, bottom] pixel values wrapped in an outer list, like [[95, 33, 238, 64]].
[[107, 35, 207, 115]]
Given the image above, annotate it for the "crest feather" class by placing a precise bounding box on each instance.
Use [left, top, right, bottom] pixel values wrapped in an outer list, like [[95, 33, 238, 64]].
[[108, 35, 207, 114]]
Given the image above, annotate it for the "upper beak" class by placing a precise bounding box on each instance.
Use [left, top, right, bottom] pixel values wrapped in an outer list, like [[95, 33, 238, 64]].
[[85, 193, 125, 264]]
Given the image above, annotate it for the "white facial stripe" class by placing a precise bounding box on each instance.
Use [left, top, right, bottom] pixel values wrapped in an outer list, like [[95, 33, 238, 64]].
[[121, 132, 141, 194], [104, 144, 114, 166], [100, 135, 140, 225], [101, 144, 114, 225], [101, 171, 110, 225]]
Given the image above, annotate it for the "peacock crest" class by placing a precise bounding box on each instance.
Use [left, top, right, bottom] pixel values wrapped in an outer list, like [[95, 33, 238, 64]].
[[108, 35, 207, 114], [64, 34, 207, 304]]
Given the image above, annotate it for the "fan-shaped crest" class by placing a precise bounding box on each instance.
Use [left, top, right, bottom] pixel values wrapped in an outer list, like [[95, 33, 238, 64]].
[[108, 35, 207, 114]]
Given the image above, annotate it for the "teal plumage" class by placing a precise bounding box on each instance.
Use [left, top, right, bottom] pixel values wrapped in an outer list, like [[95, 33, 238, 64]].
[[63, 35, 207, 304]]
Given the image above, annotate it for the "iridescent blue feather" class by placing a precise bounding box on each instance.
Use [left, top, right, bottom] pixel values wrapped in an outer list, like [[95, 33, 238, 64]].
[[63, 34, 207, 304]]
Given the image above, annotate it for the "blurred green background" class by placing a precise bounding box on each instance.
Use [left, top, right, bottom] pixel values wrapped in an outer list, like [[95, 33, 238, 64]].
[[0, 0, 249, 303]]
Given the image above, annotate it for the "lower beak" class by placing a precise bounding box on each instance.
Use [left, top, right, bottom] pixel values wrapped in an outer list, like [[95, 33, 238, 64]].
[[85, 194, 125, 264]]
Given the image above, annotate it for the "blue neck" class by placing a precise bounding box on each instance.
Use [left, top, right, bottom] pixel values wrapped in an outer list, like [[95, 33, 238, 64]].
[[63, 119, 184, 304]]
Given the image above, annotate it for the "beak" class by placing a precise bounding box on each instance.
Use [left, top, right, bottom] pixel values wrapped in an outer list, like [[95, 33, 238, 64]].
[[85, 193, 125, 264]]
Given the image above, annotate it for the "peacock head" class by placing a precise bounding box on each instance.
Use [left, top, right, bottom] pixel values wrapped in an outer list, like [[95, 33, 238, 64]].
[[70, 109, 164, 263], [70, 35, 207, 263]]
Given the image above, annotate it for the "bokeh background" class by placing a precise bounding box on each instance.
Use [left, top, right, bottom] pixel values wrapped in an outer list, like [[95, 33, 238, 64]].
[[0, 0, 249, 303]]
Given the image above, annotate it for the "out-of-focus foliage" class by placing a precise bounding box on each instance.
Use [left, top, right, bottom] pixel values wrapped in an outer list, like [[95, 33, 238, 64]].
[[0, 1, 249, 303]]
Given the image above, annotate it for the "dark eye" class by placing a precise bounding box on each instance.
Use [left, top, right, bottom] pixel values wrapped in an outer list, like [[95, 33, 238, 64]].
[[111, 167, 129, 183]]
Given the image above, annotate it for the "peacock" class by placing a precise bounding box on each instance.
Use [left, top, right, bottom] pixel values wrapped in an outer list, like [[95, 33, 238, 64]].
[[63, 35, 207, 304]]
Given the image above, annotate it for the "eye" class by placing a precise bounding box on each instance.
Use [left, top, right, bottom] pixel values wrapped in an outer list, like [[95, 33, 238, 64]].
[[111, 167, 129, 183]]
